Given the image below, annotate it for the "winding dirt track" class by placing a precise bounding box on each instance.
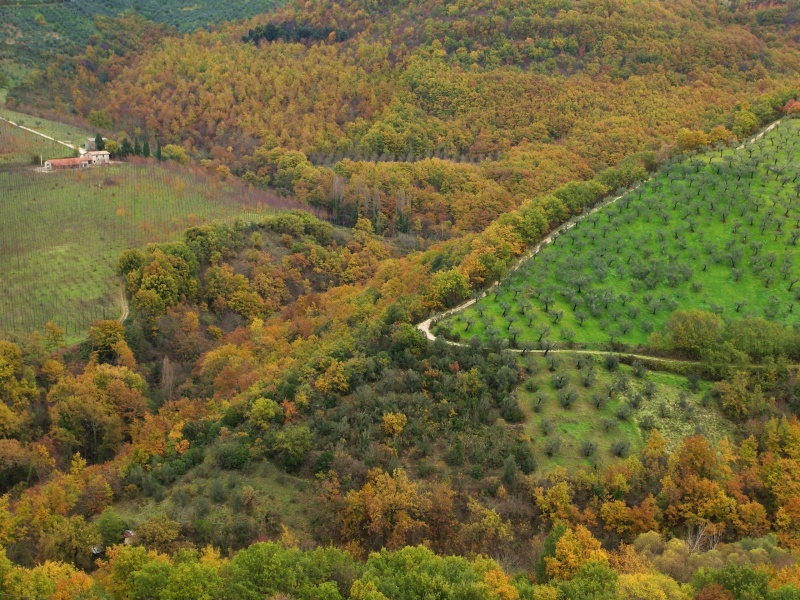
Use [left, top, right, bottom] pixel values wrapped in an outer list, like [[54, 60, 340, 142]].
[[416, 120, 784, 364], [118, 284, 129, 324], [0, 114, 84, 154], [1, 114, 130, 322]]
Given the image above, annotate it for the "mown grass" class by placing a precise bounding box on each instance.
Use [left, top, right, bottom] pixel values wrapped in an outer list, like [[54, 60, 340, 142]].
[[517, 353, 731, 471], [0, 124, 308, 342], [441, 119, 800, 350]]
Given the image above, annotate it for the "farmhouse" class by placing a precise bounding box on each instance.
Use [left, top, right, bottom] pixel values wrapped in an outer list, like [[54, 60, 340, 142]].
[[43, 157, 91, 170], [86, 150, 110, 165]]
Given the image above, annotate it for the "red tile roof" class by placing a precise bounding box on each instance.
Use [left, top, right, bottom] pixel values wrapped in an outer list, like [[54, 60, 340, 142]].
[[47, 157, 88, 167]]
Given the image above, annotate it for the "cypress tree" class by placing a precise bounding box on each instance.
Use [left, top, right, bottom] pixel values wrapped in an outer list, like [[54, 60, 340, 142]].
[[133, 137, 141, 156], [120, 138, 133, 156], [156, 140, 162, 161], [94, 133, 105, 151], [143, 140, 151, 158]]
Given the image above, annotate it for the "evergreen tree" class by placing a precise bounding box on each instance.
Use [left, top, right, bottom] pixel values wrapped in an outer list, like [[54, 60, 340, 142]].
[[156, 140, 162, 161], [143, 140, 151, 158], [133, 137, 141, 156], [94, 133, 105, 151], [120, 138, 133, 157]]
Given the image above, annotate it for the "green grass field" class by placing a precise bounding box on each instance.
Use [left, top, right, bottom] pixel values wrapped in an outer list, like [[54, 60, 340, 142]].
[[441, 119, 800, 350], [0, 103, 94, 149], [517, 353, 730, 470], [0, 116, 74, 164], [0, 123, 308, 342]]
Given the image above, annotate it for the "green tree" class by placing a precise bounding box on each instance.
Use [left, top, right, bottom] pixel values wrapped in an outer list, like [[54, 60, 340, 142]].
[[134, 137, 141, 156], [88, 110, 113, 130], [558, 561, 618, 600], [692, 564, 769, 600], [156, 140, 163, 161], [665, 310, 723, 359], [43, 516, 101, 570], [733, 103, 760, 139], [143, 140, 151, 158], [120, 138, 133, 157], [88, 320, 126, 363], [163, 144, 188, 164], [273, 425, 312, 471], [133, 515, 182, 555], [95, 133, 105, 151], [425, 268, 469, 310], [98, 507, 128, 547], [535, 522, 568, 583], [163, 560, 222, 600]]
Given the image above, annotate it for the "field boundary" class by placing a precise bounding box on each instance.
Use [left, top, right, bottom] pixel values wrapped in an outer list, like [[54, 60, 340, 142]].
[[417, 119, 785, 363]]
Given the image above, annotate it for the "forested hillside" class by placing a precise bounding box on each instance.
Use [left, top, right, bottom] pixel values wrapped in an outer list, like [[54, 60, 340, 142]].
[[0, 0, 284, 81], [4, 203, 800, 597], [12, 0, 800, 237], [5, 0, 800, 598]]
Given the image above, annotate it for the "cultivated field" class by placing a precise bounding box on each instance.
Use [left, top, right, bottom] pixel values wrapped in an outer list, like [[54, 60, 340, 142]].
[[439, 119, 800, 350], [516, 353, 727, 470], [0, 125, 312, 342]]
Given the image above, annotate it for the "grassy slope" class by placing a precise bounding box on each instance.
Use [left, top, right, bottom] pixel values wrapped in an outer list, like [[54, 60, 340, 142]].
[[0, 123, 300, 342], [0, 116, 74, 164], [0, 103, 94, 149], [112, 460, 314, 548], [517, 354, 730, 471], [441, 119, 800, 349]]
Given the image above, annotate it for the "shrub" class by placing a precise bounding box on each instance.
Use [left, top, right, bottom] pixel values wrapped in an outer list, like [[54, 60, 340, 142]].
[[500, 394, 525, 423], [602, 418, 617, 432], [215, 442, 249, 470], [605, 354, 620, 370], [581, 440, 597, 457], [632, 361, 647, 378], [591, 393, 608, 410], [551, 373, 569, 389], [544, 437, 562, 457], [639, 414, 656, 430], [611, 439, 631, 457], [558, 388, 578, 409], [209, 478, 227, 503]]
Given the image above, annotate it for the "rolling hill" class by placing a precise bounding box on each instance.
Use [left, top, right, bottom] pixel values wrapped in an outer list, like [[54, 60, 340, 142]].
[[438, 118, 800, 353], [0, 0, 285, 82], [11, 0, 799, 241], [0, 121, 306, 342]]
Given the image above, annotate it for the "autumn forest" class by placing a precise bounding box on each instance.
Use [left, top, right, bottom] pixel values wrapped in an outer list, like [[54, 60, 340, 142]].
[[2, 0, 800, 599]]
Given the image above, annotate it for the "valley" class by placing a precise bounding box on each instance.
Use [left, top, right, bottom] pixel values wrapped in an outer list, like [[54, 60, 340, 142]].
[[2, 1, 800, 598]]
